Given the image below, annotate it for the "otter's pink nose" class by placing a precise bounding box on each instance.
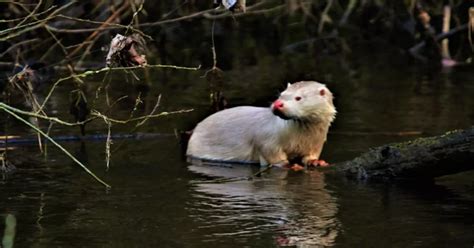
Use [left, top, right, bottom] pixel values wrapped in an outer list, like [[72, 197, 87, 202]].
[[273, 99, 284, 109]]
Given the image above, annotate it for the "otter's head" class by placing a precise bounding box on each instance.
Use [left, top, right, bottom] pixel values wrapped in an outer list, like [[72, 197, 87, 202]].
[[271, 81, 336, 123]]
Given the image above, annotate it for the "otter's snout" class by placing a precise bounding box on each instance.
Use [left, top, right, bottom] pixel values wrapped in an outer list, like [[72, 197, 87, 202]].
[[272, 99, 290, 120], [272, 99, 284, 110]]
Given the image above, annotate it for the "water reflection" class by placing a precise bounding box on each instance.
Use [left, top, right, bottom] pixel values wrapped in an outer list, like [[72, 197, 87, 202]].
[[188, 164, 340, 247]]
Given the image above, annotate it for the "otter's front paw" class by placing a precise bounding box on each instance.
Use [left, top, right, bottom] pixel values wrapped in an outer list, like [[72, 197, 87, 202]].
[[288, 164, 305, 171], [270, 160, 290, 168], [307, 159, 330, 167]]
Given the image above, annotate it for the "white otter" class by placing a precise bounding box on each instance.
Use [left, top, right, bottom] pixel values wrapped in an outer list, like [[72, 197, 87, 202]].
[[187, 81, 336, 167]]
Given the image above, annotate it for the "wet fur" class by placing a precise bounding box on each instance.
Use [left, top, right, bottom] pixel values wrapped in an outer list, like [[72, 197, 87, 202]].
[[187, 81, 336, 166]]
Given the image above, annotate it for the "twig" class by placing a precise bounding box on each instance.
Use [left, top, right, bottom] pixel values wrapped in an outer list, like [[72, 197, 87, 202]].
[[108, 95, 163, 153], [0, 1, 76, 41], [139, 8, 216, 27], [143, 1, 267, 25], [441, 4, 452, 59], [0, 4, 56, 23], [211, 20, 217, 69], [202, 19, 219, 78], [318, 0, 333, 34], [94, 111, 113, 170], [469, 7, 474, 50], [91, 108, 193, 124], [19, 2, 77, 74], [409, 23, 468, 57], [340, 0, 357, 25], [105, 120, 112, 169], [136, 94, 161, 127], [0, 38, 39, 58], [15, 0, 43, 27], [126, 0, 145, 35], [38, 63, 200, 113], [69, 1, 130, 57], [44, 122, 54, 157], [54, 14, 150, 39], [0, 105, 111, 188], [202, 3, 286, 19], [0, 101, 192, 127]]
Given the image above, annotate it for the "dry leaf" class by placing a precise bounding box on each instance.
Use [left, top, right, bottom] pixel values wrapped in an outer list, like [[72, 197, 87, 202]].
[[106, 33, 147, 67]]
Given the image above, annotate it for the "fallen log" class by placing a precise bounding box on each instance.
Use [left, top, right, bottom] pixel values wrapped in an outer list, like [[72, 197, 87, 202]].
[[329, 127, 474, 181]]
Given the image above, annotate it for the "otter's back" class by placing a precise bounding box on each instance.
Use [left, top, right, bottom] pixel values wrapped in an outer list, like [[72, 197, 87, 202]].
[[187, 106, 274, 162]]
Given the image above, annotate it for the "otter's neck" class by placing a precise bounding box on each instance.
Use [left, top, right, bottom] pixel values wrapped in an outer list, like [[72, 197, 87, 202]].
[[287, 108, 335, 129], [287, 118, 332, 131]]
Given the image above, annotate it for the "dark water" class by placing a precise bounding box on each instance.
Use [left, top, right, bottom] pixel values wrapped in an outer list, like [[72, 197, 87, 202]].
[[1, 42, 474, 247]]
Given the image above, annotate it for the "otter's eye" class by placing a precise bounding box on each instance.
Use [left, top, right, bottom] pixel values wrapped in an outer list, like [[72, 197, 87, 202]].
[[295, 96, 302, 101]]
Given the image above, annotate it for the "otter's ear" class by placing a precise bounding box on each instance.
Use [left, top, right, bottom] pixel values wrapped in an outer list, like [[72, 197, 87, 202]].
[[287, 82, 291, 89]]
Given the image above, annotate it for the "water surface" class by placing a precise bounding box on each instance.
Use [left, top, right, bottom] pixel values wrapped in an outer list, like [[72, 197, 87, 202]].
[[1, 41, 473, 247]]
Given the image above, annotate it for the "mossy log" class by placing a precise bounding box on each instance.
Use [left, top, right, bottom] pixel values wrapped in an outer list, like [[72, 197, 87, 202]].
[[329, 127, 474, 181]]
